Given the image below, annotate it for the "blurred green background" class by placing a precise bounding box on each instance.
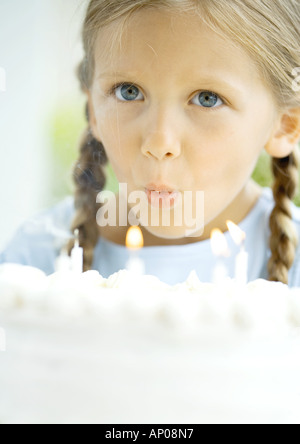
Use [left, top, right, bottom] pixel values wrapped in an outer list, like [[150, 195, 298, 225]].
[[49, 100, 119, 200], [49, 100, 300, 206]]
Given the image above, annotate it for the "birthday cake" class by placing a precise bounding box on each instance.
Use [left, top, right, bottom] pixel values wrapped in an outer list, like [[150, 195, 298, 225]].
[[0, 263, 300, 424]]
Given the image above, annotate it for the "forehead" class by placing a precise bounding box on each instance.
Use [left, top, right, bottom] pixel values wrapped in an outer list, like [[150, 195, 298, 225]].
[[94, 8, 261, 86]]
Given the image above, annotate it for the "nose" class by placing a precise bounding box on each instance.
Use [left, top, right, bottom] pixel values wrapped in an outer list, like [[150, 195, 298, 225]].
[[141, 107, 182, 161]]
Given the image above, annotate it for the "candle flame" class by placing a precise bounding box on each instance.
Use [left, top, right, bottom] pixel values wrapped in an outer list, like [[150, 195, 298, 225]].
[[126, 226, 144, 250], [226, 221, 246, 246], [210, 229, 230, 257]]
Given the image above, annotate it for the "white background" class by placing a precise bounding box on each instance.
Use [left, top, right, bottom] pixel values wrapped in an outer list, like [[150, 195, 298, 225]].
[[0, 0, 87, 250]]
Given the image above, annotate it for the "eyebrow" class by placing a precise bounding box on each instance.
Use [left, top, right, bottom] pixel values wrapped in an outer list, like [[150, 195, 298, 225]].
[[97, 71, 142, 80], [97, 71, 245, 94]]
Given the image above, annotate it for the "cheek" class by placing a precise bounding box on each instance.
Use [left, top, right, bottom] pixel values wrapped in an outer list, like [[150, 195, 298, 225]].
[[186, 120, 263, 214], [185, 126, 243, 185], [95, 107, 137, 179], [190, 113, 266, 178]]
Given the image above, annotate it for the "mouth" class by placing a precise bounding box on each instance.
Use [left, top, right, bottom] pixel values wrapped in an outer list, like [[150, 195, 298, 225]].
[[144, 185, 180, 209], [145, 183, 178, 193]]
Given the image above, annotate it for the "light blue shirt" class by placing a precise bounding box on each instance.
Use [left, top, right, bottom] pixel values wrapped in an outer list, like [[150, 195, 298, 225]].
[[1, 188, 300, 286]]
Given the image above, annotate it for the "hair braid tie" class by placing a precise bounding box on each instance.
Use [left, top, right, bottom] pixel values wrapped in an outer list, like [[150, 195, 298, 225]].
[[268, 148, 299, 284]]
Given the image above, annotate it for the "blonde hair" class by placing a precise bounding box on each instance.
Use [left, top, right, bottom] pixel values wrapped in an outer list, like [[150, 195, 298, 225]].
[[70, 0, 300, 283]]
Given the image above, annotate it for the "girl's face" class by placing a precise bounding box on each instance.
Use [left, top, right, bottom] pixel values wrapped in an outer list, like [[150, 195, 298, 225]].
[[88, 9, 278, 240]]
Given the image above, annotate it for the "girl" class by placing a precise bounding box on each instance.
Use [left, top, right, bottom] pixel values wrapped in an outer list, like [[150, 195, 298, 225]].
[[2, 0, 300, 286]]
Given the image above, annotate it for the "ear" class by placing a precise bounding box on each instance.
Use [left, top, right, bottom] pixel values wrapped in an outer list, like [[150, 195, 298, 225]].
[[265, 107, 300, 158], [86, 91, 101, 142]]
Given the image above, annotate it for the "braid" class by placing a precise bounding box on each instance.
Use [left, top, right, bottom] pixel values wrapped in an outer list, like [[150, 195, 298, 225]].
[[67, 102, 108, 272], [268, 147, 300, 285]]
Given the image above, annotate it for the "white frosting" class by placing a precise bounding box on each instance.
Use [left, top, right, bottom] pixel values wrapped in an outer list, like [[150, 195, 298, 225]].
[[234, 280, 291, 334], [1, 264, 300, 424], [0, 264, 299, 336], [0, 264, 47, 309]]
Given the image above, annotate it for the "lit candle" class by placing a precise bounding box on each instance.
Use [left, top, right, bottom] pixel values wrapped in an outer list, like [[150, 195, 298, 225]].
[[210, 229, 230, 284], [55, 248, 71, 272], [226, 221, 248, 285], [125, 226, 145, 275], [71, 229, 83, 274]]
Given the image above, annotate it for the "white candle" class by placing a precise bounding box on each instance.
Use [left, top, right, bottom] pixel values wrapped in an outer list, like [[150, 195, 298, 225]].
[[125, 226, 145, 275], [71, 229, 83, 274], [126, 251, 145, 275], [212, 260, 228, 285], [55, 248, 71, 272], [235, 244, 248, 286], [210, 229, 230, 284], [226, 221, 248, 285]]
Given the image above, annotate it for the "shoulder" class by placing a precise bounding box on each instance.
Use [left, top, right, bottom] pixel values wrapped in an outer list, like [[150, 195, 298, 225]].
[[274, 193, 300, 287], [257, 187, 300, 226], [289, 200, 300, 287], [20, 196, 75, 239], [0, 196, 75, 273], [291, 201, 300, 225], [246, 187, 300, 287], [261, 187, 300, 232]]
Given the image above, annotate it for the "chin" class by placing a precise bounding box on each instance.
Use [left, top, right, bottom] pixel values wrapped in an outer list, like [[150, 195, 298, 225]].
[[142, 224, 204, 240], [129, 198, 205, 240]]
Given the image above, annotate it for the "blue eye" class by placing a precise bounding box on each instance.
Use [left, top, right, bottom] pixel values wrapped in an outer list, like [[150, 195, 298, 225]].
[[109, 83, 224, 108], [192, 91, 223, 108], [113, 83, 143, 101]]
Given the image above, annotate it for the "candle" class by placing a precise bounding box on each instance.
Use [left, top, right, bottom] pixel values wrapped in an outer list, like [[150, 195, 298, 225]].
[[125, 226, 145, 275], [210, 229, 230, 284], [71, 229, 83, 274], [55, 248, 71, 272], [226, 221, 248, 285]]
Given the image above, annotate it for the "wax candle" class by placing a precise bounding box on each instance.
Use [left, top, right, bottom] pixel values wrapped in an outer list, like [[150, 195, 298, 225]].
[[55, 248, 71, 272], [71, 229, 83, 274], [125, 226, 145, 275], [210, 229, 230, 284], [226, 221, 248, 285]]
